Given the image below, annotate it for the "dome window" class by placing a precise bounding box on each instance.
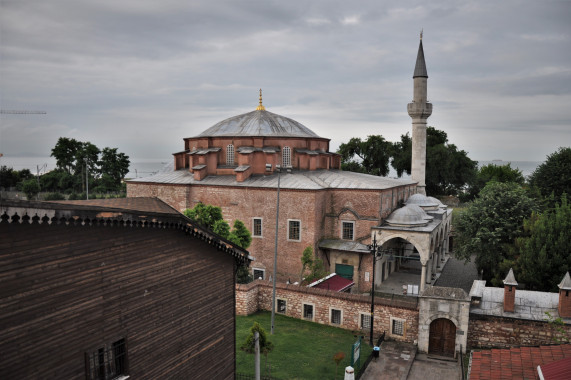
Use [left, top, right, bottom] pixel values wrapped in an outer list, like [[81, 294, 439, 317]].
[[226, 144, 235, 165]]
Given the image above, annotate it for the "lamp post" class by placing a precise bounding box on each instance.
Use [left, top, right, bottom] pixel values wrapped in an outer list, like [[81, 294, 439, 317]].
[[270, 165, 282, 335], [85, 158, 89, 200], [368, 234, 386, 346]]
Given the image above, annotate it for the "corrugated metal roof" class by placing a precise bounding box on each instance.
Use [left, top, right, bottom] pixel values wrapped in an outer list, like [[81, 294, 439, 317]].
[[128, 169, 416, 191]]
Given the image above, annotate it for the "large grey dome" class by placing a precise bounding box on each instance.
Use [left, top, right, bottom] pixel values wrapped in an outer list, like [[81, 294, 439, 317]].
[[198, 109, 322, 138], [385, 204, 431, 227]]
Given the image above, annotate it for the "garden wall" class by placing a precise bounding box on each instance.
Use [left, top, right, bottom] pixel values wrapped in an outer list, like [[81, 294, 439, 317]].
[[467, 313, 571, 349], [236, 280, 419, 343]]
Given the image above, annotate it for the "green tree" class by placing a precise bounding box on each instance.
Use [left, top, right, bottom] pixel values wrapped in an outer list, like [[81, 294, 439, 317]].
[[390, 133, 412, 177], [184, 203, 224, 230], [300, 246, 314, 282], [21, 178, 40, 200], [517, 195, 571, 291], [241, 322, 275, 376], [454, 182, 537, 285], [213, 219, 231, 238], [467, 163, 525, 200], [231, 220, 252, 250], [338, 135, 393, 176], [51, 137, 82, 174], [99, 147, 130, 191], [528, 147, 571, 201]]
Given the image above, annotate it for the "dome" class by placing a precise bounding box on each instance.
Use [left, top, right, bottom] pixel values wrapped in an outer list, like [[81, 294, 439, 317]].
[[405, 193, 439, 210], [197, 109, 322, 138], [427, 196, 447, 209], [385, 205, 431, 227]]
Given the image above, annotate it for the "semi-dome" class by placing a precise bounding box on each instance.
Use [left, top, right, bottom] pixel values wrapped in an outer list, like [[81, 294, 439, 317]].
[[405, 193, 439, 210], [385, 204, 431, 227], [197, 109, 321, 138], [427, 196, 446, 209]]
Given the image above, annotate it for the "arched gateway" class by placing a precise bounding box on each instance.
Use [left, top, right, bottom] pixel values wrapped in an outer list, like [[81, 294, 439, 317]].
[[428, 318, 456, 357]]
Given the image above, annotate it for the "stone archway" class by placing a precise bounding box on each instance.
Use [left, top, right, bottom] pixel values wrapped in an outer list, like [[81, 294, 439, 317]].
[[428, 318, 456, 357]]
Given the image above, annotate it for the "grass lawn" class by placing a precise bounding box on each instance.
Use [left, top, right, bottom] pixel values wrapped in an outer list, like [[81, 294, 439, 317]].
[[236, 311, 372, 380]]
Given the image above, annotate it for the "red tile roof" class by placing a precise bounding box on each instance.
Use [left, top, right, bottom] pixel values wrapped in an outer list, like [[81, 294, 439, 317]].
[[309, 274, 354, 292], [469, 344, 571, 380], [538, 357, 571, 380]]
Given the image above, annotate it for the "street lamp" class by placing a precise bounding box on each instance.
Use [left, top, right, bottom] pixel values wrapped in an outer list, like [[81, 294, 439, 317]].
[[85, 158, 89, 200], [367, 234, 387, 346]]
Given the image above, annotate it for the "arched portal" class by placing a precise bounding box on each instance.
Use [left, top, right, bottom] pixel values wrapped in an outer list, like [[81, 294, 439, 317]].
[[428, 318, 456, 357]]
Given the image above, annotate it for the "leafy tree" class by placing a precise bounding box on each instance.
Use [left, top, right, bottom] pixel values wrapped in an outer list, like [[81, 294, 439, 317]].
[[300, 246, 313, 282], [528, 147, 571, 201], [390, 133, 412, 177], [241, 322, 275, 376], [184, 203, 224, 230], [231, 220, 252, 250], [516, 195, 571, 291], [454, 182, 537, 285], [213, 219, 231, 238], [99, 147, 130, 191], [51, 137, 82, 174], [466, 163, 525, 200], [21, 178, 40, 200], [338, 135, 393, 176]]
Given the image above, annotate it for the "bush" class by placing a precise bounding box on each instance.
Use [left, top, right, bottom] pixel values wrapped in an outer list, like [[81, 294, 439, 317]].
[[44, 192, 66, 200]]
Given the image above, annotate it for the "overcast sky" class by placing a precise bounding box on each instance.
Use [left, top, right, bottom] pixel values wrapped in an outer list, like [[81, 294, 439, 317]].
[[1, 0, 570, 164]]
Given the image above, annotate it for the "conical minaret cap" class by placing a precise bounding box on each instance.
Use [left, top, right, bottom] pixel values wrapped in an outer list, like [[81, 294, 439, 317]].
[[558, 272, 571, 290], [503, 268, 518, 286], [413, 38, 428, 78]]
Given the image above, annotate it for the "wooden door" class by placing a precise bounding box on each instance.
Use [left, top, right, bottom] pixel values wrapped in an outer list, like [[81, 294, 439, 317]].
[[428, 318, 456, 357], [335, 263, 354, 280]]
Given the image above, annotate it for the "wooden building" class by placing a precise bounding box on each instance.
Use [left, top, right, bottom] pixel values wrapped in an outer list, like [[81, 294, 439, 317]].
[[0, 198, 250, 379]]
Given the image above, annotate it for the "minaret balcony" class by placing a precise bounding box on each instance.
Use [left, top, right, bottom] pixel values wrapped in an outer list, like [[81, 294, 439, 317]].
[[407, 102, 432, 119]]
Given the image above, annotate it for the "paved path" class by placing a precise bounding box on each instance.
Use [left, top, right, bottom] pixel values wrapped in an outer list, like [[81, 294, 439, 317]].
[[360, 341, 461, 380]]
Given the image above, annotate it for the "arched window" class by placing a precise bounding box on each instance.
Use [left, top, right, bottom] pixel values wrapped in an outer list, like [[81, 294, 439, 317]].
[[282, 146, 291, 167], [226, 144, 235, 165]]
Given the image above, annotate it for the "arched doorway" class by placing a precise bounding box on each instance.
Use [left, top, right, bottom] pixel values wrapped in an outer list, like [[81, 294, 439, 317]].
[[428, 318, 456, 357]]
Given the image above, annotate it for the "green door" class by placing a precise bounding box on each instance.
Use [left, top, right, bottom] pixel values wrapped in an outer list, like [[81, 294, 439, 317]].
[[335, 263, 354, 280]]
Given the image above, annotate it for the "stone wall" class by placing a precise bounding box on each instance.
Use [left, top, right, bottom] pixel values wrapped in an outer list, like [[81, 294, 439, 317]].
[[467, 313, 571, 349], [236, 280, 419, 343]]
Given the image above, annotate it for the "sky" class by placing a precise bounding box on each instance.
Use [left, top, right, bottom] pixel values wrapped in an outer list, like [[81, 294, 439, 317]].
[[1, 0, 570, 165]]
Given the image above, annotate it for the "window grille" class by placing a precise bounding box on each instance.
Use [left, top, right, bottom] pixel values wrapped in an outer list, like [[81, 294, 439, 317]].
[[288, 220, 301, 241], [85, 338, 128, 380], [253, 268, 265, 280], [282, 146, 291, 167], [253, 218, 262, 237], [303, 304, 314, 320], [342, 221, 354, 240], [227, 144, 235, 165], [331, 309, 342, 325], [392, 319, 404, 336], [361, 314, 371, 330], [277, 299, 287, 314]]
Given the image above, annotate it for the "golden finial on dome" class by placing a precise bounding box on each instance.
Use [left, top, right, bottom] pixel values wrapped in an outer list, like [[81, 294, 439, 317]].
[[256, 88, 266, 111]]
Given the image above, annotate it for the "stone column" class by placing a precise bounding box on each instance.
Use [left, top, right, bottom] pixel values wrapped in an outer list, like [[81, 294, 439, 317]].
[[420, 262, 427, 292]]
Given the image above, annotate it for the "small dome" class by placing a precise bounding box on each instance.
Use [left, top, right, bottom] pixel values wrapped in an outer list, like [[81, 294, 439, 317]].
[[198, 109, 322, 138], [406, 193, 439, 210], [427, 196, 447, 208], [385, 205, 431, 227]]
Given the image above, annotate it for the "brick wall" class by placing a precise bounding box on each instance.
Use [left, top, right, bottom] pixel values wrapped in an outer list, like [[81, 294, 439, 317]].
[[236, 281, 419, 343], [467, 313, 571, 349]]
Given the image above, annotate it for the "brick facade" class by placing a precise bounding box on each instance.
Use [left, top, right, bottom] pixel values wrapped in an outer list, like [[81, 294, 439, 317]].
[[467, 314, 571, 349], [236, 281, 419, 343]]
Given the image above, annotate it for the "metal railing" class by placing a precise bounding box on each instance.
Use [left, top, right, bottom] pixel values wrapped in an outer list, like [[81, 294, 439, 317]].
[[355, 331, 386, 380]]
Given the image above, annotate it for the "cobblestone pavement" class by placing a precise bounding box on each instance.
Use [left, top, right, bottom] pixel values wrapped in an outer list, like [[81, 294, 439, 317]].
[[360, 341, 461, 380]]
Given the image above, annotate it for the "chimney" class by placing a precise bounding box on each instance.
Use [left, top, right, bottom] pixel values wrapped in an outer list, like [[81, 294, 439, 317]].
[[503, 268, 518, 313], [558, 272, 571, 318]]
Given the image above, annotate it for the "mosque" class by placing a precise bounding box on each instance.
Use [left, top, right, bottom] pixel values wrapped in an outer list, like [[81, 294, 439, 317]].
[[127, 36, 451, 294]]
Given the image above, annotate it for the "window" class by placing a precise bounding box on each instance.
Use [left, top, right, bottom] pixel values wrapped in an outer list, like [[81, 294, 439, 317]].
[[226, 144, 235, 165], [360, 313, 371, 331], [330, 308, 342, 325], [86, 338, 128, 380], [303, 304, 314, 320], [341, 221, 354, 240], [288, 220, 301, 241], [391, 317, 405, 337], [253, 268, 265, 280], [282, 146, 291, 167], [252, 218, 262, 237], [277, 299, 287, 314]]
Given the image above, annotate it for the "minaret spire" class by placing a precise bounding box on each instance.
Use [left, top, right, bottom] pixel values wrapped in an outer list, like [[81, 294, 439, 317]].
[[256, 88, 266, 111], [407, 33, 432, 195]]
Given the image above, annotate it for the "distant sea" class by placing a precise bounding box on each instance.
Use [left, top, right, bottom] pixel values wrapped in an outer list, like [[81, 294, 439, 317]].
[[1, 156, 541, 179], [0, 156, 171, 179]]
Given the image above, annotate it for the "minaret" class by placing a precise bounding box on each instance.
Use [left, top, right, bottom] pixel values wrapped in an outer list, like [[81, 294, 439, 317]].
[[407, 31, 432, 195]]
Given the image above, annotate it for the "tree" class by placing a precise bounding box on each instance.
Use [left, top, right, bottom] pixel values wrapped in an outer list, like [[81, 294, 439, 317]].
[[454, 182, 537, 285], [241, 322, 274, 376], [517, 195, 571, 291], [300, 246, 313, 282], [99, 147, 130, 191], [231, 220, 252, 250], [467, 163, 525, 200], [528, 147, 571, 201], [338, 135, 393, 176], [184, 203, 224, 230], [51, 137, 82, 174], [21, 178, 40, 200], [341, 127, 478, 196]]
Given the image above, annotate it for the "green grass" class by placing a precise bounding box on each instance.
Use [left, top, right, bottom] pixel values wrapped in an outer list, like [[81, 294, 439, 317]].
[[236, 311, 372, 380]]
